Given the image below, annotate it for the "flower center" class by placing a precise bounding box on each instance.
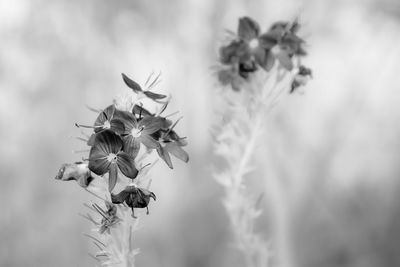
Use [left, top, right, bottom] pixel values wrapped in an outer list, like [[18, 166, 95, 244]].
[[106, 153, 118, 163], [103, 120, 111, 129], [131, 126, 144, 138], [248, 38, 259, 49], [271, 45, 281, 55]]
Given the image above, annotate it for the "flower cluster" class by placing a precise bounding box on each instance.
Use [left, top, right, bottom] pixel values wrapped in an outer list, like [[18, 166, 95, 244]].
[[57, 73, 189, 218], [217, 16, 312, 92]]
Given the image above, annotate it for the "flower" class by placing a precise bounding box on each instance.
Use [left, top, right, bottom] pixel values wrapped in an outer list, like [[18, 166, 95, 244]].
[[290, 65, 312, 93], [152, 121, 189, 169], [55, 162, 93, 188], [258, 20, 306, 71], [88, 130, 138, 192], [121, 73, 166, 101], [111, 184, 156, 218], [220, 17, 273, 73], [76, 105, 125, 134], [117, 111, 165, 157]]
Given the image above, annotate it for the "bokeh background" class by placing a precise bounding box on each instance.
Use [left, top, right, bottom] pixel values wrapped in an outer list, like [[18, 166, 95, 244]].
[[1, 0, 400, 266]]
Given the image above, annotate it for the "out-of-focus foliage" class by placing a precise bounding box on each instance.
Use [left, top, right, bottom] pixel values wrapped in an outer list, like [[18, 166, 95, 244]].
[[1, 0, 400, 267]]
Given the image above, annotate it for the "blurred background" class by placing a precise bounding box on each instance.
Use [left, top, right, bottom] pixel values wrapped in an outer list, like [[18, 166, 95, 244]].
[[1, 0, 400, 266]]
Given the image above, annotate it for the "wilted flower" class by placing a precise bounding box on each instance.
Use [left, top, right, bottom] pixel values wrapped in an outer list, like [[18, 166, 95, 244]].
[[117, 111, 165, 157], [122, 73, 166, 101], [290, 65, 312, 93], [88, 130, 138, 192], [55, 162, 94, 187], [111, 184, 156, 218]]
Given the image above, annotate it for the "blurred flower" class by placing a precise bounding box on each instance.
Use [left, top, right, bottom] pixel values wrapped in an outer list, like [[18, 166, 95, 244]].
[[220, 17, 273, 73], [55, 162, 93, 188], [122, 73, 166, 101], [88, 130, 138, 192], [290, 65, 312, 93], [259, 20, 306, 71], [111, 184, 156, 218]]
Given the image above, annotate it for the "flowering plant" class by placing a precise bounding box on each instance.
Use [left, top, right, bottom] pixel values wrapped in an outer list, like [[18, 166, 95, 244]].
[[55, 72, 188, 265]]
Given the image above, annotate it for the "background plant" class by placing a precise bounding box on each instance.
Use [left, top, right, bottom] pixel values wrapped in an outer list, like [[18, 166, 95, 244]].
[[213, 16, 311, 267]]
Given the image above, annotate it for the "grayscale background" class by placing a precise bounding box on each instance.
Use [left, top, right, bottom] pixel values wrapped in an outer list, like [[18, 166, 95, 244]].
[[1, 0, 400, 266]]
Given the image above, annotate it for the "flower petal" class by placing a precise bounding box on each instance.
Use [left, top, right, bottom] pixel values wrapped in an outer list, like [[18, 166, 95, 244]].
[[143, 91, 167, 100], [259, 33, 279, 49], [94, 105, 115, 131], [276, 51, 293, 71], [264, 50, 276, 71], [139, 116, 165, 134], [111, 188, 132, 204], [93, 130, 123, 154], [238, 17, 260, 41], [117, 152, 138, 179], [108, 163, 118, 192], [121, 73, 142, 93], [110, 119, 125, 134], [132, 104, 153, 117], [157, 146, 173, 169], [139, 134, 160, 149], [88, 153, 111, 176], [165, 143, 189, 163], [122, 135, 140, 158], [116, 111, 137, 133]]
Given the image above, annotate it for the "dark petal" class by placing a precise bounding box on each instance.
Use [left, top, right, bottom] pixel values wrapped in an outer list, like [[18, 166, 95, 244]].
[[111, 189, 131, 204], [264, 50, 276, 71], [102, 105, 116, 121], [122, 135, 140, 158], [132, 104, 152, 117], [143, 91, 167, 100], [139, 134, 160, 149], [239, 61, 257, 74], [276, 51, 293, 71], [93, 130, 123, 154], [108, 163, 118, 192], [157, 146, 173, 169], [116, 111, 137, 133], [87, 134, 96, 146], [167, 130, 188, 146], [117, 152, 138, 179], [219, 41, 242, 64], [161, 118, 173, 129], [254, 48, 267, 69], [298, 65, 312, 76], [121, 73, 142, 93], [138, 188, 157, 201], [88, 154, 111, 176], [139, 116, 165, 134], [217, 69, 234, 85], [269, 21, 288, 32], [238, 17, 260, 41], [259, 33, 278, 49], [290, 80, 300, 93], [110, 119, 125, 134], [165, 143, 189, 163]]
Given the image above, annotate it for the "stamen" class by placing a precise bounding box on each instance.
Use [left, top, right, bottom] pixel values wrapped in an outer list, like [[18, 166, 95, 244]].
[[75, 123, 103, 129], [139, 163, 151, 171], [147, 71, 161, 90], [164, 111, 179, 118], [145, 71, 155, 86]]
